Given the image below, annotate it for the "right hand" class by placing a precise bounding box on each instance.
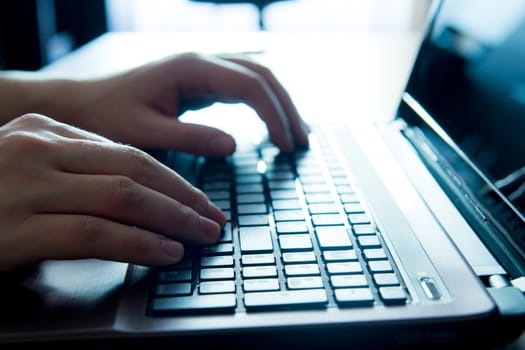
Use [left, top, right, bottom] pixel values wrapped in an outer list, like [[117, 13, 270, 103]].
[[0, 113, 226, 272]]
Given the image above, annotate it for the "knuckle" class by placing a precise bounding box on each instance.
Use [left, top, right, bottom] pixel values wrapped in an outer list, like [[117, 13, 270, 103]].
[[177, 51, 203, 63], [123, 146, 156, 180], [78, 217, 104, 246], [0, 130, 51, 155], [15, 113, 52, 127], [112, 176, 144, 209]]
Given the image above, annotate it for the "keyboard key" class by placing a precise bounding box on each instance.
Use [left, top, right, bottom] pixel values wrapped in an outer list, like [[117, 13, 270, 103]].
[[213, 200, 231, 210], [236, 174, 263, 184], [373, 273, 400, 286], [152, 294, 236, 313], [244, 289, 327, 310], [270, 190, 299, 199], [238, 214, 269, 226], [243, 278, 280, 292], [308, 203, 339, 214], [200, 268, 235, 280], [242, 265, 278, 278], [340, 193, 359, 203], [357, 235, 381, 248], [158, 270, 192, 282], [236, 183, 264, 193], [334, 288, 374, 306], [305, 193, 334, 203], [155, 282, 192, 296], [238, 203, 267, 215], [287, 276, 324, 289], [205, 190, 230, 200], [379, 286, 407, 305], [218, 223, 232, 242], [352, 224, 376, 235], [237, 193, 265, 204], [199, 281, 236, 294], [311, 213, 345, 226], [368, 260, 393, 273], [201, 255, 234, 267], [323, 250, 357, 261], [326, 262, 363, 274], [348, 213, 370, 224], [282, 251, 317, 263], [274, 210, 304, 221], [272, 199, 302, 210], [363, 248, 387, 260], [202, 243, 234, 255], [302, 184, 331, 193], [202, 181, 230, 191], [239, 227, 273, 253], [284, 263, 320, 276], [315, 226, 352, 249], [330, 274, 368, 288], [279, 234, 313, 251], [268, 180, 296, 190], [343, 203, 365, 214], [241, 254, 275, 265], [276, 221, 309, 234]]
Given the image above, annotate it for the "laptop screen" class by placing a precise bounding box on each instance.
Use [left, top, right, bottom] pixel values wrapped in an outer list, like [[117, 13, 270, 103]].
[[397, 0, 525, 273]]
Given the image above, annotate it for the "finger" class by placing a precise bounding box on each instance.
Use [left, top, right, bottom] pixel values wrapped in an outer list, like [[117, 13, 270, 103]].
[[170, 53, 295, 151], [24, 214, 186, 267], [35, 173, 222, 245], [127, 111, 237, 157], [223, 56, 311, 146], [52, 139, 226, 226]]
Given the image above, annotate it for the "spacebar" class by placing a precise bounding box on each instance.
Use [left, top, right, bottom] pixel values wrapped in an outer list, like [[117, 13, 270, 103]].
[[244, 289, 328, 310], [151, 294, 236, 314]]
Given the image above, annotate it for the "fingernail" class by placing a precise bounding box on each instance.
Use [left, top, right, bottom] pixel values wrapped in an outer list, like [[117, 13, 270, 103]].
[[160, 237, 184, 260], [209, 134, 235, 155]]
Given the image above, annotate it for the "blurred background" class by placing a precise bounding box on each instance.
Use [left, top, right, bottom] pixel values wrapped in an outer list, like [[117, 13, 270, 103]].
[[0, 0, 427, 71]]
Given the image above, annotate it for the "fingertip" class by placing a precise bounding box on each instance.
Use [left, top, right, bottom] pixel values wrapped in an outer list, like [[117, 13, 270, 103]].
[[208, 133, 236, 156], [159, 236, 185, 262], [199, 216, 222, 244], [206, 200, 227, 226]]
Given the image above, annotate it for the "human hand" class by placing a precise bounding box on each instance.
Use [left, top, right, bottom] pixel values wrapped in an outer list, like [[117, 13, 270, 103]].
[[0, 113, 226, 272], [57, 52, 310, 156]]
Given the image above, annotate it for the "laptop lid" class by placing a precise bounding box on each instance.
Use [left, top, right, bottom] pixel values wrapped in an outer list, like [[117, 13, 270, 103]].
[[395, 0, 525, 277]]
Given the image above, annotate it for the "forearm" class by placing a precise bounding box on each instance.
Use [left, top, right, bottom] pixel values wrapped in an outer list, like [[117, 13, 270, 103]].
[[0, 72, 82, 125]]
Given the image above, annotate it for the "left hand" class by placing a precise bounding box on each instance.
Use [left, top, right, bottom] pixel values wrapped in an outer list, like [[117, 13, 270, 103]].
[[57, 52, 310, 156]]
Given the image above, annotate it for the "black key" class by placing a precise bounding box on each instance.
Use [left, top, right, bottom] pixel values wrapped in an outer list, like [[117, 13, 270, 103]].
[[155, 283, 192, 296], [158, 270, 192, 282], [151, 294, 236, 314], [244, 289, 328, 310]]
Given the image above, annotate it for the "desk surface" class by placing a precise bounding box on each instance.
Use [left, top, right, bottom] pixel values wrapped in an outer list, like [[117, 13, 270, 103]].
[[40, 30, 525, 349]]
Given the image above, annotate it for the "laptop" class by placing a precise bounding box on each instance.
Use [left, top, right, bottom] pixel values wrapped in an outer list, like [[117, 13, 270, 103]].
[[1, 0, 525, 348]]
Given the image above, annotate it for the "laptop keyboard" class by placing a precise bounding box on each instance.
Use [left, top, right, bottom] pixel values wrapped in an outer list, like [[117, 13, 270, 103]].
[[148, 130, 409, 315]]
